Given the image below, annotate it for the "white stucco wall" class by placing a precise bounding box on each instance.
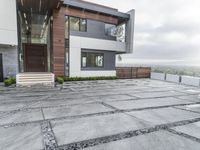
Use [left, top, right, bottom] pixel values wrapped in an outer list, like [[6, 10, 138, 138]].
[[70, 35, 126, 53], [78, 71, 116, 77], [69, 35, 117, 77], [0, 0, 18, 45], [126, 9, 135, 53]]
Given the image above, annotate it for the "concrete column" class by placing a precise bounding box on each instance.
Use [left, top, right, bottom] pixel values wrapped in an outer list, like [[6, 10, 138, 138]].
[[126, 9, 135, 53]]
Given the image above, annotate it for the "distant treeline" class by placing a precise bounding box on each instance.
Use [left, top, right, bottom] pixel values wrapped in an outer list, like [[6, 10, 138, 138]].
[[152, 66, 200, 77]]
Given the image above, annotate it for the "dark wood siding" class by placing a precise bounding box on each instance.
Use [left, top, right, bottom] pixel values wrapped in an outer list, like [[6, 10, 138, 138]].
[[53, 7, 65, 76], [116, 67, 151, 79], [65, 7, 118, 25]]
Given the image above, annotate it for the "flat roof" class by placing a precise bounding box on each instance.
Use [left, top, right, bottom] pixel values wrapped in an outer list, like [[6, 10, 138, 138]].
[[63, 0, 130, 19]]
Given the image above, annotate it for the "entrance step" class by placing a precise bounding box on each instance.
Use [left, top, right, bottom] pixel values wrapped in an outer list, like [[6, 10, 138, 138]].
[[16, 73, 55, 87]]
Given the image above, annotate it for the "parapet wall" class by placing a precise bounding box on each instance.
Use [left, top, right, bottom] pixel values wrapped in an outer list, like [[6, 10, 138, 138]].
[[151, 72, 200, 87]]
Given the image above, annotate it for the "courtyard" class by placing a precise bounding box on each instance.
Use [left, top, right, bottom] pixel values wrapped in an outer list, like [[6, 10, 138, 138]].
[[0, 79, 200, 150]]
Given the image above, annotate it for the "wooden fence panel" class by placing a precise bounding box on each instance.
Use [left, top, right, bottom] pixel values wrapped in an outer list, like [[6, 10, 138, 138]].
[[137, 68, 151, 78], [116, 67, 132, 79], [116, 67, 151, 79]]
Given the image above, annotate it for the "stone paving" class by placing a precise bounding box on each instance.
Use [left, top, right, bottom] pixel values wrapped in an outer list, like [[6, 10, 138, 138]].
[[0, 79, 200, 150]]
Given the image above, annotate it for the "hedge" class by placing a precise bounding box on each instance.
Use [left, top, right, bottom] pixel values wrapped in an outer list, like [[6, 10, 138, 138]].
[[55, 77, 64, 84], [55, 76, 117, 83], [63, 76, 117, 82]]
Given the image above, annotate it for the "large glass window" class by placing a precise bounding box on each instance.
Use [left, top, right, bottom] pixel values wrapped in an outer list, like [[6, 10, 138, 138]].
[[80, 19, 87, 32], [81, 52, 87, 68], [105, 23, 125, 42], [65, 49, 69, 76], [65, 16, 69, 39], [70, 17, 80, 31], [105, 24, 116, 36], [69, 17, 87, 32], [81, 52, 104, 68], [65, 16, 70, 76]]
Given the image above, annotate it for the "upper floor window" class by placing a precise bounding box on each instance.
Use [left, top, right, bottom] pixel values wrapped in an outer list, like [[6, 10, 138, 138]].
[[70, 17, 80, 31], [65, 16, 69, 39], [105, 24, 116, 36], [105, 23, 126, 42], [69, 17, 87, 32], [80, 19, 87, 32]]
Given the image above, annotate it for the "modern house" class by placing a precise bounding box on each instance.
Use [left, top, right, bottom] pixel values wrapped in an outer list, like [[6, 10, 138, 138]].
[[0, 0, 134, 85]]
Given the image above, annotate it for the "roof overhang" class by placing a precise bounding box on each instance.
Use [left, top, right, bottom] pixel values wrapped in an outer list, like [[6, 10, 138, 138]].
[[63, 0, 130, 21], [16, 0, 63, 14]]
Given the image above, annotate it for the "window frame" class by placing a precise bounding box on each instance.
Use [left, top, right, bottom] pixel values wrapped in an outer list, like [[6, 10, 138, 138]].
[[69, 16, 80, 31], [81, 52, 104, 69], [80, 18, 87, 32], [68, 16, 87, 32], [65, 16, 69, 39], [65, 15, 70, 76]]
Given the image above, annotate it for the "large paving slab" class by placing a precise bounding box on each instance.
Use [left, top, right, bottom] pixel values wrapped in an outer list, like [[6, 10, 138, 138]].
[[99, 94, 135, 102], [0, 125, 43, 150], [176, 95, 200, 102], [0, 79, 200, 150], [31, 97, 98, 108], [0, 109, 43, 125], [127, 107, 200, 125], [104, 97, 193, 110], [83, 131, 200, 150], [46, 92, 87, 100], [131, 91, 186, 98], [0, 103, 28, 111], [178, 89, 200, 94], [175, 104, 200, 113], [0, 96, 47, 103], [51, 113, 150, 146], [43, 103, 113, 119], [172, 122, 200, 139]]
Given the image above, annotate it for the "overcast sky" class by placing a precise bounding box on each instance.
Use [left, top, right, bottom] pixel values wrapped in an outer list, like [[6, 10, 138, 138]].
[[86, 0, 200, 63]]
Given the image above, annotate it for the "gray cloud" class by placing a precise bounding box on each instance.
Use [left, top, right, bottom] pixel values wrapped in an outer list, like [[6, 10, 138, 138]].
[[86, 0, 200, 61]]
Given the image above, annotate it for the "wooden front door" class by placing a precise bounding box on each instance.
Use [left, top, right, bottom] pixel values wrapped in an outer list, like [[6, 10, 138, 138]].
[[24, 44, 47, 72], [0, 54, 3, 82]]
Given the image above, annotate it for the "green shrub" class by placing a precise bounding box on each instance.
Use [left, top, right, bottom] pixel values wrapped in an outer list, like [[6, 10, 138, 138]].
[[10, 77, 16, 84], [63, 76, 117, 82], [4, 79, 13, 87], [4, 77, 16, 87], [56, 77, 64, 84]]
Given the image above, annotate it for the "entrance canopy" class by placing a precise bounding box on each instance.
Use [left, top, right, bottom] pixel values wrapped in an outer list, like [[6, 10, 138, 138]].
[[16, 0, 62, 14], [16, 0, 63, 43]]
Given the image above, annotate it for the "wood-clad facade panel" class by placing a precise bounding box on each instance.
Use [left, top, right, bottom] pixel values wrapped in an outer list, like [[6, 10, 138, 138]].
[[53, 7, 65, 76], [65, 7, 118, 25]]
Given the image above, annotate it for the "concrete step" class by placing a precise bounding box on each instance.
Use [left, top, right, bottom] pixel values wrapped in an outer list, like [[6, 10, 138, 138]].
[[16, 73, 55, 87]]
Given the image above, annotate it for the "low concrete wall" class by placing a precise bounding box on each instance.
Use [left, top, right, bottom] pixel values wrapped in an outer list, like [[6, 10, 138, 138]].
[[181, 76, 200, 87], [151, 72, 200, 87], [150, 72, 165, 80], [166, 74, 180, 83]]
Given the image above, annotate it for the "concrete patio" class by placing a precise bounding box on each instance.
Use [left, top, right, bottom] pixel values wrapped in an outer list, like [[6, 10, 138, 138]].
[[0, 79, 200, 150]]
